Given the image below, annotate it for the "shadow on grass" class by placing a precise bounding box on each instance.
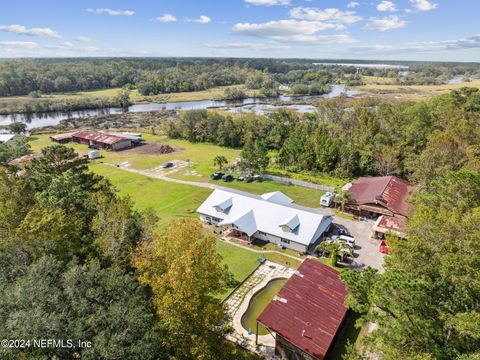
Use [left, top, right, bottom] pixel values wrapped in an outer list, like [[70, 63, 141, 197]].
[[326, 311, 363, 360]]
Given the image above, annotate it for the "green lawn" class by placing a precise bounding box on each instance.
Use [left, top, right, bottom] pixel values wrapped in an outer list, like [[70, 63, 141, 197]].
[[90, 163, 211, 227], [28, 133, 330, 207]]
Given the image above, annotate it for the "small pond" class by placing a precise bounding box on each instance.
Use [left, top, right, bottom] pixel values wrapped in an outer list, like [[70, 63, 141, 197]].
[[240, 278, 287, 336]]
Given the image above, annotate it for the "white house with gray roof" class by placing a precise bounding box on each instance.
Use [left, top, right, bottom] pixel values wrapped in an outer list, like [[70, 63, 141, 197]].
[[197, 189, 333, 253]]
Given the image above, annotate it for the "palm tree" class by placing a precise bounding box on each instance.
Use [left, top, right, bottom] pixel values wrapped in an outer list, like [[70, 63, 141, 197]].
[[316, 240, 353, 267], [213, 155, 228, 170], [336, 190, 351, 213]]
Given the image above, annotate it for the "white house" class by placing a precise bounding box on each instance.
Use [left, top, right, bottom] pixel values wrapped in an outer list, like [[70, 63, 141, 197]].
[[197, 189, 333, 253]]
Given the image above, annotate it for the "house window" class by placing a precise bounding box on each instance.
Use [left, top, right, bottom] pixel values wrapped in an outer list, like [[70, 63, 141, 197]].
[[281, 238, 290, 244], [258, 231, 267, 236]]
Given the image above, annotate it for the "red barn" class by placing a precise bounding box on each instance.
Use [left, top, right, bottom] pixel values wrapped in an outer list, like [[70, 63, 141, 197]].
[[51, 130, 132, 151], [257, 259, 347, 360], [342, 176, 414, 237]]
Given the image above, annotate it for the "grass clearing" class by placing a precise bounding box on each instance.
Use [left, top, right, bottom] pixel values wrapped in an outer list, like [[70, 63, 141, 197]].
[[28, 133, 333, 208], [353, 78, 480, 101]]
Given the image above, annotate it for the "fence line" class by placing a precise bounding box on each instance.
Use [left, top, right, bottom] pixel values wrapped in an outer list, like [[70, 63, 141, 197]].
[[261, 174, 335, 193]]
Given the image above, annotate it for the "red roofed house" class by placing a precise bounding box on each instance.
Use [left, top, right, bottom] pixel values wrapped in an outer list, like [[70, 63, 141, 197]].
[[342, 176, 414, 238], [257, 259, 347, 360], [50, 130, 132, 151]]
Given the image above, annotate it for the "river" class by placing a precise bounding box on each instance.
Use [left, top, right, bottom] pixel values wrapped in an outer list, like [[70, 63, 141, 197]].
[[0, 85, 357, 129]]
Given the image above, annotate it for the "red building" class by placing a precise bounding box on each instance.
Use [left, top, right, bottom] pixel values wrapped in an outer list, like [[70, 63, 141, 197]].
[[257, 259, 347, 360], [50, 130, 132, 151], [342, 176, 414, 238]]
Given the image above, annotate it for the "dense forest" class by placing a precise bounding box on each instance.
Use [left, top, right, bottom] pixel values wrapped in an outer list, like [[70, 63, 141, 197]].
[[1, 58, 480, 98], [165, 87, 480, 187]]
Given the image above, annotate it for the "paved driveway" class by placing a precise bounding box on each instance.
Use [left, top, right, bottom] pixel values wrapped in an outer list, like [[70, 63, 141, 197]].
[[332, 216, 386, 272]]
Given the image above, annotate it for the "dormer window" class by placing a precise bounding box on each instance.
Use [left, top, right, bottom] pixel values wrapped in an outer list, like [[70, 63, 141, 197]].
[[279, 214, 300, 232], [213, 198, 233, 213]]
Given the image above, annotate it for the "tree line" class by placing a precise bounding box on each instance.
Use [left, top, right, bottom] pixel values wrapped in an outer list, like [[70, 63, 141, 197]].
[[165, 87, 480, 186], [3, 58, 476, 99]]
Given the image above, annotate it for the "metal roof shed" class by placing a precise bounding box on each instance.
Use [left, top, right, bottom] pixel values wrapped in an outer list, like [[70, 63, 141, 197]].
[[257, 259, 347, 360]]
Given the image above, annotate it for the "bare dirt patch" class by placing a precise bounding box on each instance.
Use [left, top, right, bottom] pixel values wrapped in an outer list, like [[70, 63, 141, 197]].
[[123, 142, 176, 156]]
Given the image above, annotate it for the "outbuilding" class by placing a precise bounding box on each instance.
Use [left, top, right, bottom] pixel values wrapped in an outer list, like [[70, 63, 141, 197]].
[[257, 259, 347, 360]]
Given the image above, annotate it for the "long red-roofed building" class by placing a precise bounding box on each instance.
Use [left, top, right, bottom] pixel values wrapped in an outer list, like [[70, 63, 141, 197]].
[[257, 259, 347, 360], [50, 130, 132, 151]]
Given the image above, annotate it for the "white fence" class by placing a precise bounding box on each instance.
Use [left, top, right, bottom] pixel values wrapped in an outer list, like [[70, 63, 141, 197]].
[[261, 174, 335, 193]]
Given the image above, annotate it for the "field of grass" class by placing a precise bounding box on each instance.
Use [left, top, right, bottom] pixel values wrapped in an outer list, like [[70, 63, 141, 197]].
[[91, 163, 211, 227], [28, 133, 333, 208], [354, 78, 480, 101]]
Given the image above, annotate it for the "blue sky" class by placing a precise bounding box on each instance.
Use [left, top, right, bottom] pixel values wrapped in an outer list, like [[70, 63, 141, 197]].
[[0, 0, 479, 61]]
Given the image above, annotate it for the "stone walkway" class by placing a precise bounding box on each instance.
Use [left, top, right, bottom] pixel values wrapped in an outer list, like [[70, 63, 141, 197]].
[[224, 260, 296, 358]]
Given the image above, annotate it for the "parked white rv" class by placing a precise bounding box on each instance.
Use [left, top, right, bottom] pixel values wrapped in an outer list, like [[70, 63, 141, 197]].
[[320, 192, 335, 207]]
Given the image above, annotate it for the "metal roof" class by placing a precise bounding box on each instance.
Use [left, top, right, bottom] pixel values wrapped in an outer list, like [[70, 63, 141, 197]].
[[347, 176, 413, 217], [373, 215, 407, 237], [71, 130, 130, 145], [0, 134, 15, 143], [257, 259, 347, 360], [261, 191, 294, 205], [197, 189, 333, 246]]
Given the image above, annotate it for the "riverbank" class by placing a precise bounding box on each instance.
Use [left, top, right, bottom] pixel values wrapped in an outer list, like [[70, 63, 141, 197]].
[[0, 85, 260, 115], [30, 110, 178, 134]]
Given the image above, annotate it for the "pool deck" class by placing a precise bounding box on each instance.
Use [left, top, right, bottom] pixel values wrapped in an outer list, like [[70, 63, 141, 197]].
[[224, 260, 296, 355]]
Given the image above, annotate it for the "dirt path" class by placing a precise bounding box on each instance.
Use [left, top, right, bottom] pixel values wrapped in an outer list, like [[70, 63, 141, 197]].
[[104, 162, 257, 193]]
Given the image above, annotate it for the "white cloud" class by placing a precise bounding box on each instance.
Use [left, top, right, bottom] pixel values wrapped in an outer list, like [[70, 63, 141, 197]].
[[75, 35, 91, 43], [377, 1, 397, 12], [205, 42, 290, 50], [0, 41, 38, 48], [244, 0, 290, 6], [347, 2, 360, 8], [351, 35, 480, 54], [234, 20, 339, 38], [86, 8, 135, 16], [46, 41, 74, 49], [187, 15, 211, 24], [233, 20, 355, 44], [409, 0, 437, 11], [289, 7, 362, 25], [0, 24, 62, 39], [363, 15, 406, 31], [157, 14, 177, 23]]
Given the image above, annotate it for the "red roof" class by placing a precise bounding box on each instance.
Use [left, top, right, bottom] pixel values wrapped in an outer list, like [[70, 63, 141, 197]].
[[348, 176, 412, 217], [373, 215, 407, 237], [257, 259, 347, 360], [71, 130, 129, 145]]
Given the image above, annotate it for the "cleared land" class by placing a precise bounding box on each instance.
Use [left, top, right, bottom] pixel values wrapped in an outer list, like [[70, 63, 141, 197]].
[[354, 78, 480, 101], [28, 133, 341, 207]]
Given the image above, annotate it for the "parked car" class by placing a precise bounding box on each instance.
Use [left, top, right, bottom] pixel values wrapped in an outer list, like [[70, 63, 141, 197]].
[[222, 174, 234, 182], [210, 172, 224, 180], [237, 176, 245, 181], [320, 192, 335, 207], [162, 162, 174, 168], [244, 175, 253, 183], [252, 174, 262, 182], [331, 235, 355, 248]]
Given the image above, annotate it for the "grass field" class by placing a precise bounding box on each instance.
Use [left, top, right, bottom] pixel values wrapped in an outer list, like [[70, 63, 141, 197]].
[[354, 78, 480, 101], [28, 133, 336, 208]]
